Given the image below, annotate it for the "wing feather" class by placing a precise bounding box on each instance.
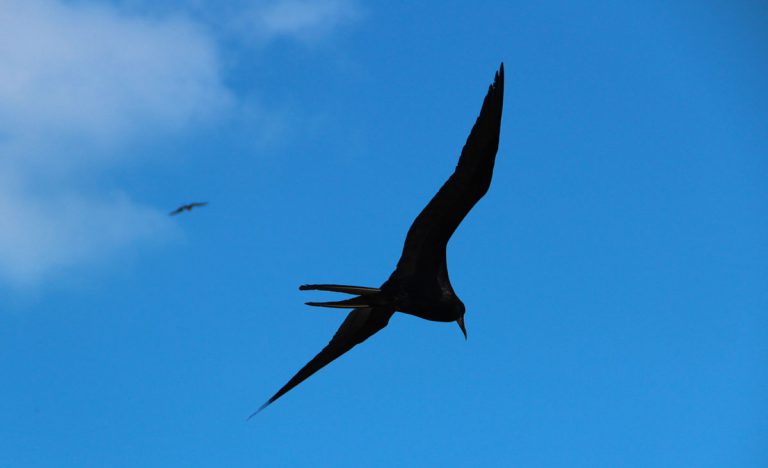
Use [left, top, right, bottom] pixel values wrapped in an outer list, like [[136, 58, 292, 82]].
[[252, 306, 394, 416], [394, 64, 504, 276]]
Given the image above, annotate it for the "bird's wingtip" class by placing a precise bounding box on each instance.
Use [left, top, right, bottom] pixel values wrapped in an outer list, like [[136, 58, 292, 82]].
[[247, 401, 271, 420]]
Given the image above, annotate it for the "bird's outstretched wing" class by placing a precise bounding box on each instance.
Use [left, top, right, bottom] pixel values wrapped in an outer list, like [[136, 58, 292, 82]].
[[168, 202, 208, 216], [252, 306, 394, 416], [394, 64, 504, 277]]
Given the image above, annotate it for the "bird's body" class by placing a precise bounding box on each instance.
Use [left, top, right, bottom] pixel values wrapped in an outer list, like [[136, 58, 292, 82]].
[[381, 271, 463, 323], [169, 202, 207, 216], [254, 64, 505, 416]]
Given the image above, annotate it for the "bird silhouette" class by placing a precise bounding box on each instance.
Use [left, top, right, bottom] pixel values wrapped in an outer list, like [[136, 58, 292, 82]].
[[169, 202, 208, 216], [254, 64, 504, 416]]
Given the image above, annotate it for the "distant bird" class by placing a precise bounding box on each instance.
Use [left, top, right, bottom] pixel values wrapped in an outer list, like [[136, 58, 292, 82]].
[[254, 64, 504, 416], [169, 202, 208, 216]]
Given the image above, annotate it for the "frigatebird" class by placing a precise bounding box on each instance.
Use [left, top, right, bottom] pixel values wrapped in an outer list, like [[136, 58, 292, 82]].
[[254, 63, 504, 416], [169, 202, 208, 216]]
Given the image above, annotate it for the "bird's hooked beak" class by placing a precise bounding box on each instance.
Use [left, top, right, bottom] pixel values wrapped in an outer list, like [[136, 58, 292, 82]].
[[456, 316, 467, 340]]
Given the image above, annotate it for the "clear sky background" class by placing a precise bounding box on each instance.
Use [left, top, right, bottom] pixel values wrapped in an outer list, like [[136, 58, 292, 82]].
[[1, 0, 766, 466]]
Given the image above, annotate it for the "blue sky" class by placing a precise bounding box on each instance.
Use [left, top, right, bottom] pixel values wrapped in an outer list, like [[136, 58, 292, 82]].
[[1, 0, 766, 466]]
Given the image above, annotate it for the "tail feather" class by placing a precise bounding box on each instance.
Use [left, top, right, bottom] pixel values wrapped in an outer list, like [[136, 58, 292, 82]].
[[299, 284, 380, 295], [305, 296, 374, 309], [301, 283, 387, 309]]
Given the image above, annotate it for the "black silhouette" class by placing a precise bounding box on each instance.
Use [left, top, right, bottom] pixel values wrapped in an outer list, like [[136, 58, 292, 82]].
[[169, 202, 208, 216], [254, 64, 504, 416]]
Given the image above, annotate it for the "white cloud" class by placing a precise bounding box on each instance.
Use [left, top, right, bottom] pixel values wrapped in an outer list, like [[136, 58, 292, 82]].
[[111, 0, 362, 45], [0, 0, 362, 289], [0, 183, 171, 287], [242, 0, 361, 43], [0, 0, 232, 160], [0, 0, 232, 287]]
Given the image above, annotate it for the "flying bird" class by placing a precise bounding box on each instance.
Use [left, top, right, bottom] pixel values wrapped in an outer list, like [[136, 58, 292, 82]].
[[169, 202, 208, 216], [254, 64, 504, 416]]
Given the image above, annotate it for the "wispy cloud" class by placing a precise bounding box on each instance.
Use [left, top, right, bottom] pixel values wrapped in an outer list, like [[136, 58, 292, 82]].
[[0, 0, 363, 289], [0, 184, 170, 287], [0, 0, 232, 159], [0, 0, 232, 287], [246, 0, 362, 42], [114, 0, 363, 44]]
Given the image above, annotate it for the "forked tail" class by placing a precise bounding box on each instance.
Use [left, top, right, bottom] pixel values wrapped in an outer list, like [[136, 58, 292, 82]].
[[299, 284, 384, 309]]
